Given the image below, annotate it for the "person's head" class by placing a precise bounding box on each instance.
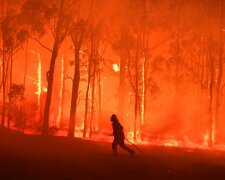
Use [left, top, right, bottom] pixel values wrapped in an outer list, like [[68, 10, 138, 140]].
[[111, 114, 118, 123]]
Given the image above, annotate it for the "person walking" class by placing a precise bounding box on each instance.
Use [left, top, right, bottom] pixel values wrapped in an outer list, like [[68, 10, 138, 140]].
[[110, 114, 135, 156]]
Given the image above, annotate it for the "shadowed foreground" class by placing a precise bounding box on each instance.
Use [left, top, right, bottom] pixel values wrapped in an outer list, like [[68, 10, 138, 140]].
[[0, 128, 225, 180]]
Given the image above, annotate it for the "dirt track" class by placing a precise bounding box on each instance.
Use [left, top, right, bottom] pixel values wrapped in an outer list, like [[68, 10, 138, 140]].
[[1, 128, 225, 180]]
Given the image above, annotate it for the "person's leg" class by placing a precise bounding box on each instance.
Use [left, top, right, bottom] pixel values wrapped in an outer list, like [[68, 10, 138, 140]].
[[119, 140, 135, 156], [112, 139, 118, 156]]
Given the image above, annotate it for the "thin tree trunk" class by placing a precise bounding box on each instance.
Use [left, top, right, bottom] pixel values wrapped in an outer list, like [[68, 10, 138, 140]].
[[68, 47, 80, 137], [1, 0, 8, 127], [1, 53, 10, 127], [97, 65, 102, 131], [7, 54, 13, 129], [118, 52, 126, 121], [1, 51, 6, 127], [68, 14, 86, 137], [214, 0, 224, 142], [83, 58, 91, 138], [175, 22, 181, 95], [23, 43, 28, 130], [208, 32, 214, 147], [83, 41, 93, 138], [60, 53, 66, 124], [134, 35, 140, 141], [83, 10, 94, 137], [89, 68, 96, 138], [57, 57, 64, 125]]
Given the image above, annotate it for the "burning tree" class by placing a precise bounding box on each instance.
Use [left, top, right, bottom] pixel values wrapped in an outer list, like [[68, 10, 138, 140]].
[[0, 0, 225, 149], [17, 0, 74, 135], [8, 84, 25, 130], [68, 9, 87, 137], [41, 0, 72, 135], [1, 7, 28, 128]]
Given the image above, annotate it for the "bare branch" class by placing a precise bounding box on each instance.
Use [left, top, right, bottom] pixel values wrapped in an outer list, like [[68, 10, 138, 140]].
[[46, 22, 56, 39], [28, 35, 53, 53]]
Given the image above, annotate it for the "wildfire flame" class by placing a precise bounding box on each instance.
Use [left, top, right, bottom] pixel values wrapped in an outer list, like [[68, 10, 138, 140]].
[[56, 58, 64, 125], [112, 64, 120, 72], [43, 87, 48, 92]]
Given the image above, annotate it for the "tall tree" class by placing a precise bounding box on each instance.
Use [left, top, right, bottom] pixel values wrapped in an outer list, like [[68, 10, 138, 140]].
[[1, 9, 28, 127], [214, 0, 224, 143], [68, 18, 86, 137], [42, 0, 72, 135]]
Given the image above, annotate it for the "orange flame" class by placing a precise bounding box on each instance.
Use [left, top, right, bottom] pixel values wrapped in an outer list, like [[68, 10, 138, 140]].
[[112, 64, 120, 72]]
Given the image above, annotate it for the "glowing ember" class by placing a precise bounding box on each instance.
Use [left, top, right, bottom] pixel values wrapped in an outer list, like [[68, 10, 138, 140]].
[[204, 132, 209, 146], [112, 64, 120, 72], [164, 139, 179, 147], [43, 87, 48, 92]]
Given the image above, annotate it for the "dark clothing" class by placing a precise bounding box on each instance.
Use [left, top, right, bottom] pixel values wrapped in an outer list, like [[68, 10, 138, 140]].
[[112, 121, 125, 139], [111, 121, 134, 156], [112, 138, 134, 156]]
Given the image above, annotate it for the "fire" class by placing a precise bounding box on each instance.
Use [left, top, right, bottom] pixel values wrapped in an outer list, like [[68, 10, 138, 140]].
[[31, 48, 42, 122], [56, 58, 64, 125], [140, 58, 145, 126], [204, 132, 209, 146], [112, 64, 120, 72], [212, 116, 216, 144], [2, 0, 225, 154], [164, 139, 179, 147], [43, 87, 48, 92]]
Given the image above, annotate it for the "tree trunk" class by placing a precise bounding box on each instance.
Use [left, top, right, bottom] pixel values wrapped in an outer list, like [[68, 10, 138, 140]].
[[7, 54, 13, 129], [1, 0, 8, 127], [97, 66, 102, 131], [42, 0, 65, 135], [22, 43, 28, 130], [0, 0, 9, 127], [214, 0, 224, 142], [208, 33, 214, 147], [1, 52, 10, 127], [83, 60, 91, 138], [57, 57, 64, 125], [68, 48, 80, 138], [89, 70, 95, 138], [89, 41, 97, 137], [175, 23, 181, 95], [42, 45, 59, 135], [60, 53, 66, 124], [83, 42, 93, 138], [1, 51, 6, 127], [118, 52, 126, 121], [134, 36, 140, 141]]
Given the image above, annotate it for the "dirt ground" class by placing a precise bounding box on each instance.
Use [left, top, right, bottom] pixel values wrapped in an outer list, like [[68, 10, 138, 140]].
[[1, 127, 225, 180]]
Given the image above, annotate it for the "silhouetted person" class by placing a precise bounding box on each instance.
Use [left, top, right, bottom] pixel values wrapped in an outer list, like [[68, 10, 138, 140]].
[[110, 114, 135, 156]]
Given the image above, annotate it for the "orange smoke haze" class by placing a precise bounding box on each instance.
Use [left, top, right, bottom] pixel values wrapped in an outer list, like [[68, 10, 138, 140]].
[[1, 0, 225, 149]]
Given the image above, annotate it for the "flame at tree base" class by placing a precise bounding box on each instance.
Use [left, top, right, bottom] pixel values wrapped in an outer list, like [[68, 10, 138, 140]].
[[22, 127, 225, 152]]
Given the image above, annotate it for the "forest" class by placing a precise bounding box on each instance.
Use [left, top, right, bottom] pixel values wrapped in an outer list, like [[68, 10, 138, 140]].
[[1, 0, 225, 149]]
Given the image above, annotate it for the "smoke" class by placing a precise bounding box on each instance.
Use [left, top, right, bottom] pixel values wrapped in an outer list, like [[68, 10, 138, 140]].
[[143, 87, 208, 141]]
